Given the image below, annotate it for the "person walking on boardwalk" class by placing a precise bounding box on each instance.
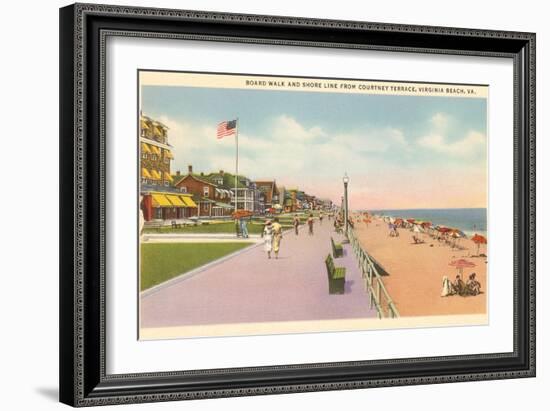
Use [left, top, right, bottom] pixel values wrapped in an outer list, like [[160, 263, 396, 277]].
[[262, 220, 273, 259], [240, 217, 249, 238], [272, 217, 283, 259], [293, 215, 300, 235], [307, 213, 314, 236], [319, 211, 324, 225]]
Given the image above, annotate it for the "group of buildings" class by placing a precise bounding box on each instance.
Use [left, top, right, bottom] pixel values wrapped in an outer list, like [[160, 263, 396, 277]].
[[139, 114, 332, 221]]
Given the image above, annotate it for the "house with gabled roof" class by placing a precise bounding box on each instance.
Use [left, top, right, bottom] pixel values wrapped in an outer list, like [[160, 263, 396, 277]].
[[173, 166, 233, 217], [206, 170, 259, 213], [254, 180, 279, 212]]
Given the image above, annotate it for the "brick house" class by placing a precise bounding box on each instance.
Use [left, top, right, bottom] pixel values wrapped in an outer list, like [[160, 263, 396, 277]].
[[173, 166, 233, 217], [140, 188, 197, 221]]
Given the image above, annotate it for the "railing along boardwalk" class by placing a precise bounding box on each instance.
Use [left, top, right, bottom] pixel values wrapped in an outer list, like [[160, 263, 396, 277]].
[[348, 228, 400, 318]]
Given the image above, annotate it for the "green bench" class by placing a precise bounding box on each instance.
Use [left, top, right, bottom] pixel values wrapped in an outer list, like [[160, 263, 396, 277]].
[[331, 237, 343, 258], [325, 254, 346, 294], [144, 220, 163, 233]]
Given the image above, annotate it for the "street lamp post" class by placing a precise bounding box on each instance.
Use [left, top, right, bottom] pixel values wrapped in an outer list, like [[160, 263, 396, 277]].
[[342, 173, 350, 243]]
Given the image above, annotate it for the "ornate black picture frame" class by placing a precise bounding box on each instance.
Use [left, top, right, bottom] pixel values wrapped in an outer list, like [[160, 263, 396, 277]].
[[59, 3, 535, 407]]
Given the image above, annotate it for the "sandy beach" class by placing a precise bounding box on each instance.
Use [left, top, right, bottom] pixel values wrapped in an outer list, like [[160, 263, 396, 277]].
[[353, 216, 487, 317]]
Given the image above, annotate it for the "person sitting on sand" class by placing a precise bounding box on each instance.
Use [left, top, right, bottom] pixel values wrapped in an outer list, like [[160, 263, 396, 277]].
[[466, 273, 482, 296], [441, 275, 454, 297], [452, 274, 466, 296]]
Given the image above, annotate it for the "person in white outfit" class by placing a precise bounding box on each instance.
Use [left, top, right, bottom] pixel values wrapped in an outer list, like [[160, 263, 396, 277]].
[[262, 220, 274, 259], [441, 275, 453, 297]]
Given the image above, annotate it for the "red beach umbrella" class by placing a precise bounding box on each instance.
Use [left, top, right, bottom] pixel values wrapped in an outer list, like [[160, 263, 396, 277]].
[[406, 218, 415, 224], [471, 233, 487, 255], [471, 233, 487, 244], [449, 259, 476, 279]]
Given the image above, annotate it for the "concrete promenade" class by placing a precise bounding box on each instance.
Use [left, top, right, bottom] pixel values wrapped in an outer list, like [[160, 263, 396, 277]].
[[141, 220, 376, 329]]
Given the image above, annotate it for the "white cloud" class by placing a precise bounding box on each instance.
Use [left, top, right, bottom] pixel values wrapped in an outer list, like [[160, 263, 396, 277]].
[[417, 113, 486, 158], [157, 114, 413, 202], [418, 130, 486, 157], [430, 112, 449, 130], [270, 114, 326, 141]]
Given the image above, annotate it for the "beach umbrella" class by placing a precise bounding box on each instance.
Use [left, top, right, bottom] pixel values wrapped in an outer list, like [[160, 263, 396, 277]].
[[406, 218, 416, 224], [449, 259, 476, 279], [413, 225, 421, 233], [471, 233, 487, 255], [450, 231, 460, 246]]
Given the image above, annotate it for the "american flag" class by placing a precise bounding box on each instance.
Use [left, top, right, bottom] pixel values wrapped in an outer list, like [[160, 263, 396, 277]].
[[216, 119, 237, 139]]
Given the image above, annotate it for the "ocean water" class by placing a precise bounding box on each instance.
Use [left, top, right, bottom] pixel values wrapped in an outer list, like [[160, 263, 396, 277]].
[[366, 208, 487, 237]]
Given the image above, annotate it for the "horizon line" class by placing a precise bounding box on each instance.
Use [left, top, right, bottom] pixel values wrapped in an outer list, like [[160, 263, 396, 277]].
[[356, 207, 487, 211]]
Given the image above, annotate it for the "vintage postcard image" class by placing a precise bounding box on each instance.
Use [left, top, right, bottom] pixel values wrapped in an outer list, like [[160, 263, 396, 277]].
[[138, 71, 488, 339]]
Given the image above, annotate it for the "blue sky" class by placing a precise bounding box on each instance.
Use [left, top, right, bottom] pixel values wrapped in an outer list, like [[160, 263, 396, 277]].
[[141, 85, 488, 209]]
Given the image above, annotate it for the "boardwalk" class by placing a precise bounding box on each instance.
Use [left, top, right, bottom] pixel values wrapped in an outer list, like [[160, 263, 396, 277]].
[[141, 220, 376, 330]]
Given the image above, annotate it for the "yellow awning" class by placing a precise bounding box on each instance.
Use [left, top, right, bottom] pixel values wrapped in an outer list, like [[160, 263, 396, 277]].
[[141, 143, 151, 154], [166, 195, 186, 207], [140, 120, 150, 130], [150, 145, 161, 155], [180, 196, 198, 208], [164, 172, 173, 182], [151, 194, 172, 207], [151, 170, 162, 180], [141, 168, 152, 179], [165, 150, 174, 159], [153, 126, 164, 136]]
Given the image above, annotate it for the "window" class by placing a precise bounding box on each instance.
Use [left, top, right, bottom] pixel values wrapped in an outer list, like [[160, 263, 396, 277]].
[[164, 181, 169, 186], [203, 186, 210, 196], [180, 186, 187, 193], [142, 153, 148, 159], [151, 154, 157, 161]]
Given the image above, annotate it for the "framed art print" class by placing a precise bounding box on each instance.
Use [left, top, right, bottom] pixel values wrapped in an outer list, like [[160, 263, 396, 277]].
[[59, 3, 536, 406]]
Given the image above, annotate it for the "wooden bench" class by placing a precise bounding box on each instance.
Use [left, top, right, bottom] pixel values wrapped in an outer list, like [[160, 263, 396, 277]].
[[331, 237, 343, 258], [325, 254, 346, 294], [144, 220, 163, 232]]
